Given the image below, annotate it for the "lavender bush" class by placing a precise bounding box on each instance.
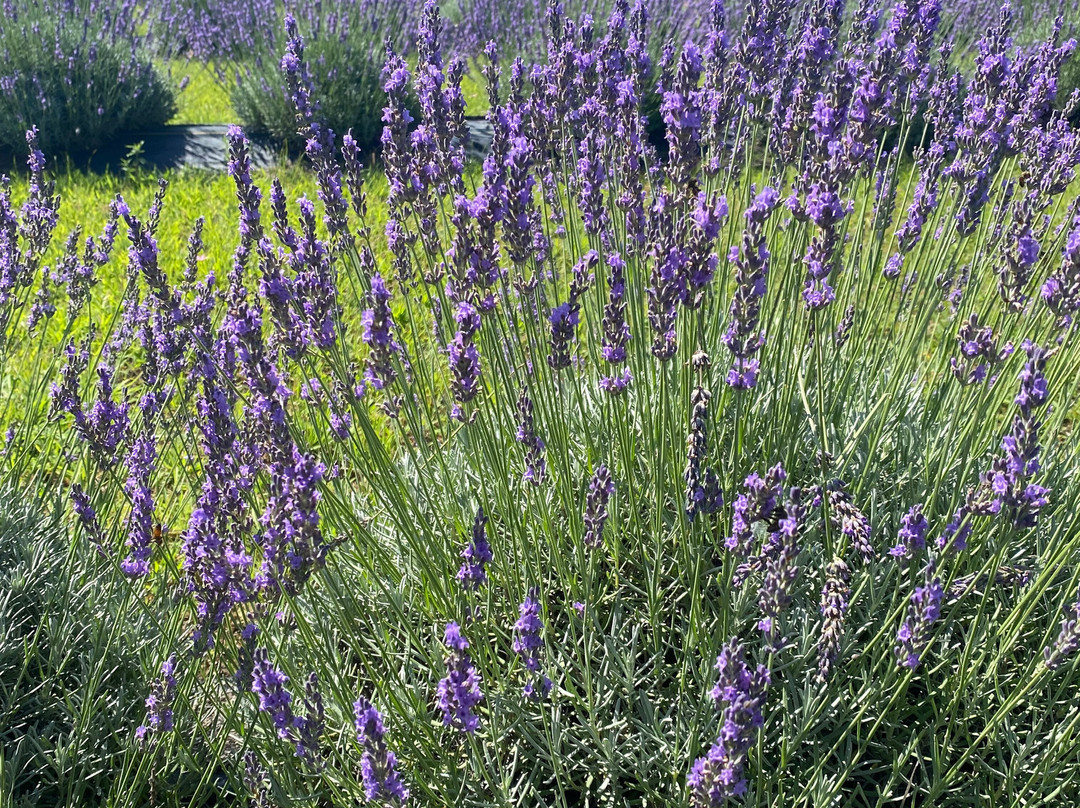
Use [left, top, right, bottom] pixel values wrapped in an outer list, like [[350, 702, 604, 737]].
[[4, 0, 1080, 805], [149, 0, 279, 62], [229, 0, 424, 153], [0, 0, 174, 156]]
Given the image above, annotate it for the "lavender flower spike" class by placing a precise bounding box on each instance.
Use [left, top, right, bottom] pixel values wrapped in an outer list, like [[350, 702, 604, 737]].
[[516, 390, 546, 485], [251, 647, 294, 739], [1042, 211, 1080, 327], [437, 622, 483, 732], [583, 465, 615, 549], [889, 505, 929, 559], [895, 561, 944, 670], [1044, 589, 1080, 670], [685, 384, 723, 522], [971, 340, 1051, 527], [723, 186, 779, 389], [292, 672, 325, 771], [361, 273, 403, 393], [688, 638, 770, 806], [512, 588, 552, 699], [457, 506, 493, 591], [354, 696, 409, 804], [135, 655, 178, 744], [816, 559, 851, 683]]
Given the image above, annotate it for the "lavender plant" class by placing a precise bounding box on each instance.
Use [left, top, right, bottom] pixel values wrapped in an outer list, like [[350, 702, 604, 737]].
[[229, 0, 423, 153], [0, 0, 175, 155], [4, 0, 1080, 805]]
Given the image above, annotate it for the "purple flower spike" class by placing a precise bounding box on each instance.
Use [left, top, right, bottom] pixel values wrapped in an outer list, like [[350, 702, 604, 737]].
[[516, 390, 546, 485], [726, 465, 787, 561], [251, 647, 294, 740], [457, 507, 493, 591], [890, 505, 929, 560], [1044, 588, 1080, 670], [685, 384, 723, 522], [355, 697, 409, 804], [361, 273, 407, 414], [724, 186, 779, 389], [970, 341, 1051, 527], [292, 673, 326, 771], [1043, 211, 1080, 327], [437, 622, 483, 733], [688, 638, 770, 806], [757, 488, 804, 649], [895, 561, 944, 670], [583, 465, 615, 550], [816, 559, 851, 683], [136, 655, 178, 744], [950, 313, 1011, 386], [512, 589, 551, 699], [600, 249, 631, 394]]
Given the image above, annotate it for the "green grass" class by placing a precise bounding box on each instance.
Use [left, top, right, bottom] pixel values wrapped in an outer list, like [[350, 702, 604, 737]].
[[164, 57, 488, 129], [166, 61, 236, 125]]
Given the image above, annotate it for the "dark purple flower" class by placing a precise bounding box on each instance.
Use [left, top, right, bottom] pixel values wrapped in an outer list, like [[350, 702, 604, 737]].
[[936, 506, 972, 553], [889, 504, 929, 559], [257, 446, 327, 596], [683, 192, 728, 310], [512, 588, 551, 699], [659, 40, 705, 193], [362, 273, 405, 398], [136, 654, 178, 744], [600, 249, 632, 394], [799, 183, 852, 311], [251, 647, 294, 740], [826, 483, 875, 561], [1042, 210, 1080, 327], [685, 383, 723, 521], [516, 390, 546, 485], [971, 341, 1051, 527], [292, 672, 326, 771], [726, 464, 786, 560], [816, 558, 850, 683], [181, 366, 255, 653], [583, 465, 615, 550], [757, 488, 804, 648], [354, 696, 410, 804], [448, 299, 482, 422], [646, 194, 685, 361], [997, 192, 1043, 313], [547, 299, 580, 371], [121, 422, 157, 578], [950, 313, 1012, 385], [1044, 588, 1080, 670], [70, 483, 106, 551], [688, 638, 770, 806], [437, 622, 483, 732], [896, 561, 944, 670], [457, 507, 492, 591], [723, 187, 779, 389]]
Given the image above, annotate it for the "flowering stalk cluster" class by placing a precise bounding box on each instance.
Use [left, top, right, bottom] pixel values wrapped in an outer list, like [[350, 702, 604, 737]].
[[355, 697, 410, 804], [970, 341, 1051, 527], [688, 639, 770, 806], [512, 589, 552, 699], [437, 622, 484, 733], [895, 561, 945, 670]]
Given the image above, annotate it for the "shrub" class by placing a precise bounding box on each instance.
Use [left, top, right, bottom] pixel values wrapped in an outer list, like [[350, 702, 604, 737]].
[[452, 0, 710, 64], [11, 0, 1080, 806], [230, 0, 422, 154], [0, 489, 152, 806], [0, 0, 175, 157], [148, 0, 279, 61]]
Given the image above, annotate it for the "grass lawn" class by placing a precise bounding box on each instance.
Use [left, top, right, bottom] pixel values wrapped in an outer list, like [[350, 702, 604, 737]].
[[165, 58, 490, 127]]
